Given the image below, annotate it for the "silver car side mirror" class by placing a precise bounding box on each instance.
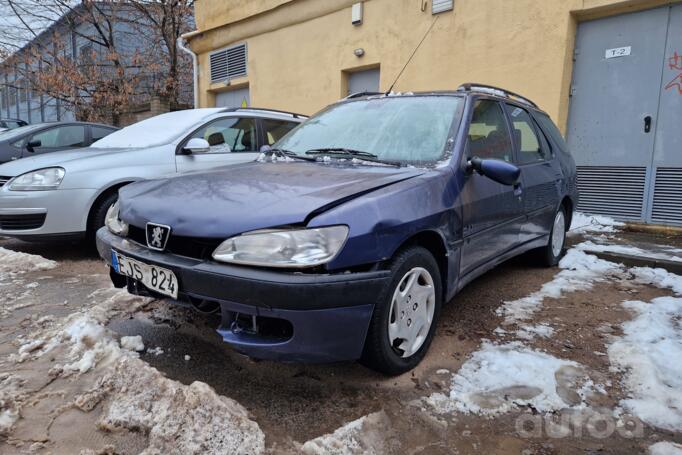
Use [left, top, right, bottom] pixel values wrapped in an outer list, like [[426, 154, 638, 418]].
[[183, 138, 210, 154]]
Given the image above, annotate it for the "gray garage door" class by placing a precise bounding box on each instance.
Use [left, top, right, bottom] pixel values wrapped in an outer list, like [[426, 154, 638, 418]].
[[567, 5, 682, 225], [216, 88, 250, 108]]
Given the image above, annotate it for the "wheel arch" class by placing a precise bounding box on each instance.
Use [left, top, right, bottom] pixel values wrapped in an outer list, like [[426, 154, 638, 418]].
[[560, 195, 574, 230], [392, 230, 449, 301], [86, 180, 136, 233]]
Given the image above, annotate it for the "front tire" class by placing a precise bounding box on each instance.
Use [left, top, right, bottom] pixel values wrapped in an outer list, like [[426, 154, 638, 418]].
[[87, 192, 119, 241], [361, 246, 442, 375]]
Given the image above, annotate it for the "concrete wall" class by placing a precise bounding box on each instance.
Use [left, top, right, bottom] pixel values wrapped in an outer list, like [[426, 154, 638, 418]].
[[189, 0, 682, 131]]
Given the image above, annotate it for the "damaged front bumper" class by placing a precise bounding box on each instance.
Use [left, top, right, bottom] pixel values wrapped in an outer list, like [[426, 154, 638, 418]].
[[96, 228, 390, 362]]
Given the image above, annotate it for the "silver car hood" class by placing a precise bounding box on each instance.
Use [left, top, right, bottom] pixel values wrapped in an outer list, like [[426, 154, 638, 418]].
[[0, 147, 137, 176]]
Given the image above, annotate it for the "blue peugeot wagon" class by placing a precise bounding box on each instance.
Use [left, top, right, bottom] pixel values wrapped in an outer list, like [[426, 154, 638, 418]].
[[97, 84, 578, 375]]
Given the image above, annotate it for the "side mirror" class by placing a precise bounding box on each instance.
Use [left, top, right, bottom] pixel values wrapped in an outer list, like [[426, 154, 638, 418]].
[[181, 138, 210, 154], [26, 139, 41, 151], [467, 157, 520, 186]]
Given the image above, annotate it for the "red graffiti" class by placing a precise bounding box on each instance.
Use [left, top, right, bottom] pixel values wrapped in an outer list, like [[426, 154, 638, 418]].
[[665, 74, 682, 95], [665, 51, 682, 95]]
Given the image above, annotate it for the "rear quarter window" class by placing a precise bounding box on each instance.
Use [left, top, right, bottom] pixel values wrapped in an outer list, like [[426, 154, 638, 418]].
[[533, 112, 569, 154]]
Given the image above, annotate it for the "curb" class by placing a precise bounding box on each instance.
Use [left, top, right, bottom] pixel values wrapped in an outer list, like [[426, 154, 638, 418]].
[[587, 250, 682, 275]]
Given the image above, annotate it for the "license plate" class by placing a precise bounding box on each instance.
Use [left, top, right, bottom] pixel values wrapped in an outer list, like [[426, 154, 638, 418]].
[[112, 250, 179, 299]]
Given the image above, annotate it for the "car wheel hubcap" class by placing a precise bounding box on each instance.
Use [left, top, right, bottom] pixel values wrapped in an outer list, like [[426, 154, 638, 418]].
[[551, 211, 566, 257], [388, 267, 436, 358]]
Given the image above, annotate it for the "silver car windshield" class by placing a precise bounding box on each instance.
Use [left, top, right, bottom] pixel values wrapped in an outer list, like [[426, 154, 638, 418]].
[[275, 95, 464, 165]]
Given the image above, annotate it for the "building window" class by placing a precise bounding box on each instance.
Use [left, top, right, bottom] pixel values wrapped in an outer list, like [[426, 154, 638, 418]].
[[432, 0, 453, 14], [209, 43, 247, 83], [18, 79, 27, 102]]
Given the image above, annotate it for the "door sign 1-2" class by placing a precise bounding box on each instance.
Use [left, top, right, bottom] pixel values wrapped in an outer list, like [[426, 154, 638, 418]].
[[605, 46, 632, 59]]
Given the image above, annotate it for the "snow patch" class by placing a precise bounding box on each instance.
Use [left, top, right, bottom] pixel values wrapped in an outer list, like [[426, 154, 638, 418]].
[[577, 241, 682, 263], [631, 266, 682, 295], [515, 323, 555, 340], [120, 335, 145, 352], [301, 411, 394, 455], [649, 442, 682, 455], [608, 296, 682, 431], [426, 342, 597, 415], [498, 249, 621, 324], [569, 212, 623, 235]]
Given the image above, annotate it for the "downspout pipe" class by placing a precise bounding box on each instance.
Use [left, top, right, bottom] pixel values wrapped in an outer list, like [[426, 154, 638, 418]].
[[177, 32, 199, 108]]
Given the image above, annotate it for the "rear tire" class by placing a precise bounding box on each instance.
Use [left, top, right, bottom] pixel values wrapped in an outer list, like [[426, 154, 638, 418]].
[[361, 246, 442, 376], [540, 206, 567, 267], [87, 192, 119, 242]]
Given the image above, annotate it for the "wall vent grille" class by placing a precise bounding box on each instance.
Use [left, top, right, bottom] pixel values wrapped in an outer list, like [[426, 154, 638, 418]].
[[432, 0, 454, 14], [651, 167, 682, 225], [576, 166, 646, 220], [210, 43, 247, 83]]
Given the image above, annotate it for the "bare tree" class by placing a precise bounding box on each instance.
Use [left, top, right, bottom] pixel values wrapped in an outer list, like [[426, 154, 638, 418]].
[[0, 0, 194, 125]]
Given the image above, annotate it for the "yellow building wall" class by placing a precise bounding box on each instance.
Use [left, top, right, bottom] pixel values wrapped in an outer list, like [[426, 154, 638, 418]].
[[189, 0, 680, 131]]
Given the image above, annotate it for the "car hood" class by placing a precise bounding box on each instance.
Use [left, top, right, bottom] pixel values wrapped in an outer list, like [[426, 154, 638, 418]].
[[0, 147, 136, 176], [119, 161, 425, 238]]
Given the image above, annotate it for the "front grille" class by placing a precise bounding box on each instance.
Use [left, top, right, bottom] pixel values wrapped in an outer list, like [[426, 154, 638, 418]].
[[0, 176, 12, 187], [127, 225, 221, 260], [0, 213, 46, 230]]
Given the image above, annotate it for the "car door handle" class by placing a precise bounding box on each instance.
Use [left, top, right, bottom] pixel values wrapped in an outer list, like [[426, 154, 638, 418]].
[[513, 182, 523, 196], [644, 115, 652, 133]]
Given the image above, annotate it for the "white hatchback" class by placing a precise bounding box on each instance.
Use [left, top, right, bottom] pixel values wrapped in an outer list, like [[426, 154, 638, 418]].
[[0, 108, 305, 242]]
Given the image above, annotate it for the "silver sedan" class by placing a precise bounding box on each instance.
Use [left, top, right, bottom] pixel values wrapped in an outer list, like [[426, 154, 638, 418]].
[[0, 108, 304, 242]]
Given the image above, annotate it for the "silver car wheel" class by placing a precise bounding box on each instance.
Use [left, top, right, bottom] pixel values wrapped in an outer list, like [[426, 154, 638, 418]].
[[387, 267, 436, 358], [551, 210, 566, 257]]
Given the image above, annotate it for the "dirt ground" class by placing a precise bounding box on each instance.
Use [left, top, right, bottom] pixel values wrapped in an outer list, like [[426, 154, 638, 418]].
[[1, 234, 681, 454]]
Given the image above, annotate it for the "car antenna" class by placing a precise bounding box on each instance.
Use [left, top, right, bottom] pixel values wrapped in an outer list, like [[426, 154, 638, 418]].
[[386, 15, 439, 95]]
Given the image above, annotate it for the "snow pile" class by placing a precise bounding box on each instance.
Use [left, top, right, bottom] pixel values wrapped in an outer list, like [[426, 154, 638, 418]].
[[608, 296, 682, 431], [426, 342, 597, 416], [97, 356, 265, 455], [7, 288, 265, 453], [649, 442, 682, 455], [577, 241, 682, 263], [300, 411, 394, 455], [569, 212, 623, 234], [0, 247, 57, 279], [498, 249, 621, 323]]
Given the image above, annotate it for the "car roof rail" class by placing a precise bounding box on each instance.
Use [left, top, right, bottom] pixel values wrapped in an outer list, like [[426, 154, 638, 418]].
[[456, 83, 538, 108], [219, 107, 308, 119], [344, 91, 385, 100]]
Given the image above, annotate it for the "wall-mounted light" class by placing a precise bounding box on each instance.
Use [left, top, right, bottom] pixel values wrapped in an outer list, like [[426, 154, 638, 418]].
[[352, 2, 363, 25], [354, 48, 365, 57]]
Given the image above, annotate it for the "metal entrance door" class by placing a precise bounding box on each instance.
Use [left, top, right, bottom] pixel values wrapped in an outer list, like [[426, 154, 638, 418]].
[[567, 5, 682, 225]]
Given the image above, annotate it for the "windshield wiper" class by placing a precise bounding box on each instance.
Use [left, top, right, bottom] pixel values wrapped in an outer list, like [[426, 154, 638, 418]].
[[263, 148, 316, 161], [305, 148, 401, 167]]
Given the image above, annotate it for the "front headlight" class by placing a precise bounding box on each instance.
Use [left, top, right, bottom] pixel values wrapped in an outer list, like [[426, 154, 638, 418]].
[[8, 167, 65, 191], [212, 225, 349, 268], [105, 200, 129, 236]]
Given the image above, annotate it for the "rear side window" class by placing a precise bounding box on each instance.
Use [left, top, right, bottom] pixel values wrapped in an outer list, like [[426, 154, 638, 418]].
[[92, 126, 115, 142], [31, 125, 86, 148], [505, 105, 546, 164], [262, 119, 298, 145], [466, 100, 514, 162], [534, 112, 569, 154]]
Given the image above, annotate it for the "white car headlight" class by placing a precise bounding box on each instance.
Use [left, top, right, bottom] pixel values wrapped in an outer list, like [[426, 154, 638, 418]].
[[105, 200, 129, 236], [212, 226, 349, 268], [8, 167, 65, 191]]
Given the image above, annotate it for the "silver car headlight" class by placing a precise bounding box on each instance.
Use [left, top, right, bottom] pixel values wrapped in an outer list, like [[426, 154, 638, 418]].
[[212, 226, 349, 268], [105, 200, 129, 237], [8, 167, 65, 191]]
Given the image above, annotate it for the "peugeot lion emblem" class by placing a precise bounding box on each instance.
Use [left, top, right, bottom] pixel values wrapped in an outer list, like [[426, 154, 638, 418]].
[[146, 223, 171, 251]]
